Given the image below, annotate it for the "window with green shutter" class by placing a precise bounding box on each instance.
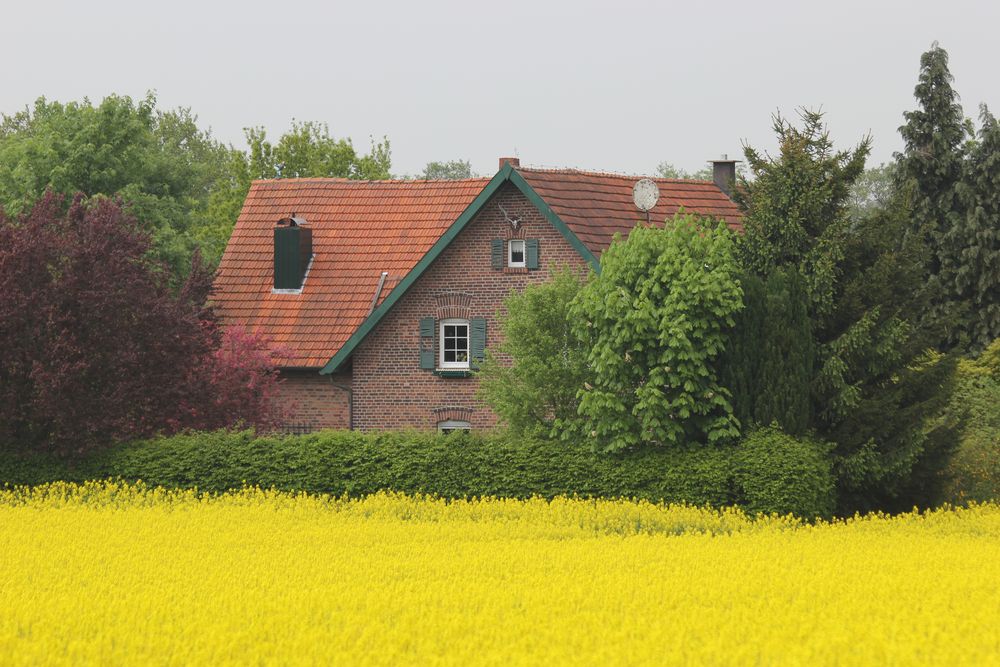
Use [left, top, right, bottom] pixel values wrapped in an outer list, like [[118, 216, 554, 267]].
[[491, 239, 504, 270], [470, 317, 487, 368], [526, 239, 540, 270], [419, 317, 435, 370]]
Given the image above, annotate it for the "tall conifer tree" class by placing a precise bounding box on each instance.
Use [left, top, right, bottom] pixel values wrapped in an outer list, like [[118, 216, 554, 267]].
[[953, 106, 1000, 351], [735, 109, 948, 512], [895, 43, 973, 348]]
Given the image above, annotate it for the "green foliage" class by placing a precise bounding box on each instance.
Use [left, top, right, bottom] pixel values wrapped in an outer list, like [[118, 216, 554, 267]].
[[0, 94, 231, 276], [0, 431, 738, 508], [736, 109, 946, 513], [0, 96, 394, 273], [570, 216, 743, 452], [950, 106, 1000, 351], [938, 340, 1000, 503], [242, 121, 391, 181], [830, 351, 959, 512], [721, 268, 813, 434], [421, 160, 476, 180], [477, 269, 591, 437], [656, 162, 712, 180], [734, 109, 869, 313], [734, 426, 836, 519], [895, 43, 976, 350], [847, 163, 896, 220]]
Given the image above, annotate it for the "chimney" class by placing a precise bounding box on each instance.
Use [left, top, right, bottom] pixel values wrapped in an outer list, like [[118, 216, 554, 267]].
[[274, 215, 313, 291], [711, 155, 738, 198], [498, 156, 520, 170]]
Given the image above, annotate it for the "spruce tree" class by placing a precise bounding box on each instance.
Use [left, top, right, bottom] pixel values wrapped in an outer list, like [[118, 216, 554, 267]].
[[736, 109, 948, 512], [721, 268, 813, 435], [895, 43, 973, 348], [953, 106, 1000, 351]]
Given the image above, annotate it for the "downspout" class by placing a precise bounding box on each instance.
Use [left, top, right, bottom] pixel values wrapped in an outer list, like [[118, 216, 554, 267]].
[[329, 376, 353, 431]]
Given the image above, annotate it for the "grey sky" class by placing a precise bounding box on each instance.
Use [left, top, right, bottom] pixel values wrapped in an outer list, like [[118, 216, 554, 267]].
[[2, 0, 997, 177]]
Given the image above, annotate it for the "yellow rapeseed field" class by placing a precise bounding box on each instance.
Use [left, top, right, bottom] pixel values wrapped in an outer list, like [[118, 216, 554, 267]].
[[1, 482, 999, 665]]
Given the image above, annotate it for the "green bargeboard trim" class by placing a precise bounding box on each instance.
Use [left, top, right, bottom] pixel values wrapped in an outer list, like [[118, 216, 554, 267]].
[[319, 165, 600, 375]]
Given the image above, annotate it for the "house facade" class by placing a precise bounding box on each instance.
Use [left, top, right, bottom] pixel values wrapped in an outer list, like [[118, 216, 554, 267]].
[[212, 158, 742, 432]]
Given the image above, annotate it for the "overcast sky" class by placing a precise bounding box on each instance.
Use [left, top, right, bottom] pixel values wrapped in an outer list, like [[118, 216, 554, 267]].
[[2, 0, 998, 177]]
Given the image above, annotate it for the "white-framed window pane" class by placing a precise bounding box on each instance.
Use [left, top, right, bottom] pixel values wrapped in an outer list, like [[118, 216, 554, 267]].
[[439, 319, 470, 367], [438, 419, 472, 434], [509, 239, 526, 267]]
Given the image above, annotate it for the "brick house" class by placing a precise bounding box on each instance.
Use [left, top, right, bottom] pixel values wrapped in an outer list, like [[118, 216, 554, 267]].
[[212, 158, 742, 432]]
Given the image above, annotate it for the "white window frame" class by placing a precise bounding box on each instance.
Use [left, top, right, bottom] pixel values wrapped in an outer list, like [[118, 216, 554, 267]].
[[508, 239, 526, 268], [439, 318, 470, 369], [438, 419, 472, 434]]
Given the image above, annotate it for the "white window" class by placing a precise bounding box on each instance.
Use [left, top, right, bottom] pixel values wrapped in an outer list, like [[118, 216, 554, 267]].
[[508, 239, 526, 268], [439, 318, 470, 369], [438, 419, 472, 434]]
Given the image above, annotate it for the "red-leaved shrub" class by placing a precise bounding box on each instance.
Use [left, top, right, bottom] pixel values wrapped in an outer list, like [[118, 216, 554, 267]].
[[0, 192, 284, 455]]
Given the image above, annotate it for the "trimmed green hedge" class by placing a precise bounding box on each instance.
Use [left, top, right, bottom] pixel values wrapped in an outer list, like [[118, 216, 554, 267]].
[[0, 430, 736, 506], [734, 426, 836, 519], [0, 428, 835, 517]]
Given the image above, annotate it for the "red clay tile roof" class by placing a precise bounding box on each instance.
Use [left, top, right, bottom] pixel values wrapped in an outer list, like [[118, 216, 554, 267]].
[[212, 178, 489, 368], [517, 167, 743, 256], [213, 168, 743, 369]]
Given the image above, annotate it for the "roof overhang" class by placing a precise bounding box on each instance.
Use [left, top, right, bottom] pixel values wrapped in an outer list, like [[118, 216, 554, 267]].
[[319, 164, 598, 375]]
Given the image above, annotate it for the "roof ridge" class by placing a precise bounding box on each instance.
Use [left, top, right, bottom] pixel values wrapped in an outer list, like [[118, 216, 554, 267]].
[[251, 176, 491, 186], [515, 166, 713, 184]]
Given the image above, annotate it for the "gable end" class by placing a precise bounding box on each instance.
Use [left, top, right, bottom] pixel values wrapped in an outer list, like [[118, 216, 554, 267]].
[[319, 165, 597, 375]]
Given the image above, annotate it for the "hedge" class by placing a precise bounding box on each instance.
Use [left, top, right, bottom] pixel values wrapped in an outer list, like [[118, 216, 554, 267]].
[[0, 428, 836, 517], [734, 426, 836, 519]]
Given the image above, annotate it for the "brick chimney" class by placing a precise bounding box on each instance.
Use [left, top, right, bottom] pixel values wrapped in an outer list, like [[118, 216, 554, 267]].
[[499, 156, 520, 170], [711, 156, 738, 198]]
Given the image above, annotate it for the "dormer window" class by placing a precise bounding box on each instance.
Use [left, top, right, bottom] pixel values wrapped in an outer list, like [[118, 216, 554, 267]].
[[273, 215, 313, 293], [508, 239, 526, 268]]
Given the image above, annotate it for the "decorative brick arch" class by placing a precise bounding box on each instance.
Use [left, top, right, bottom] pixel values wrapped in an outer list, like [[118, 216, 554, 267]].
[[434, 292, 473, 320], [432, 406, 474, 424]]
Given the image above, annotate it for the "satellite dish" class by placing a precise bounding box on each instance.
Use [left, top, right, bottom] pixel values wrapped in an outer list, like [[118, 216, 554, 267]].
[[633, 179, 660, 213]]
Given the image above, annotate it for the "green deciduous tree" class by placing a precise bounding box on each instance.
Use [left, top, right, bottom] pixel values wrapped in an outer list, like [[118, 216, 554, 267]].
[[421, 160, 476, 180], [242, 121, 391, 181], [656, 162, 712, 180], [570, 216, 743, 452], [848, 163, 896, 220], [0, 94, 232, 276], [0, 97, 394, 273], [477, 269, 590, 436]]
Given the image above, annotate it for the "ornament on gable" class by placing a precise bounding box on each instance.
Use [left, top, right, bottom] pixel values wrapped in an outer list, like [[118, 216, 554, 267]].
[[498, 203, 520, 232]]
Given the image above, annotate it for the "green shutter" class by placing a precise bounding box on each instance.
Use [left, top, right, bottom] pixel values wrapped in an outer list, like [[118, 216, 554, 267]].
[[470, 317, 487, 369], [491, 239, 504, 270], [419, 317, 435, 370], [526, 238, 539, 270]]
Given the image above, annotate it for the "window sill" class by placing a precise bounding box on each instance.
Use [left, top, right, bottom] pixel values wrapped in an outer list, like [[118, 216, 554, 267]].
[[434, 369, 474, 378], [503, 266, 529, 274]]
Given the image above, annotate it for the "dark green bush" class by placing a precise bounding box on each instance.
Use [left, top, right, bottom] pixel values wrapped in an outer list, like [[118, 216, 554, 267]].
[[0, 430, 738, 507], [734, 426, 836, 519]]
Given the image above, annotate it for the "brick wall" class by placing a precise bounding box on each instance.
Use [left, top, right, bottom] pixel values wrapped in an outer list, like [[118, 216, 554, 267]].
[[277, 369, 352, 432], [351, 183, 591, 431]]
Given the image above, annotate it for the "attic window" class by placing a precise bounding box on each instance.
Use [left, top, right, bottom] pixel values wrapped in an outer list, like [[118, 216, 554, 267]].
[[508, 239, 526, 268]]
